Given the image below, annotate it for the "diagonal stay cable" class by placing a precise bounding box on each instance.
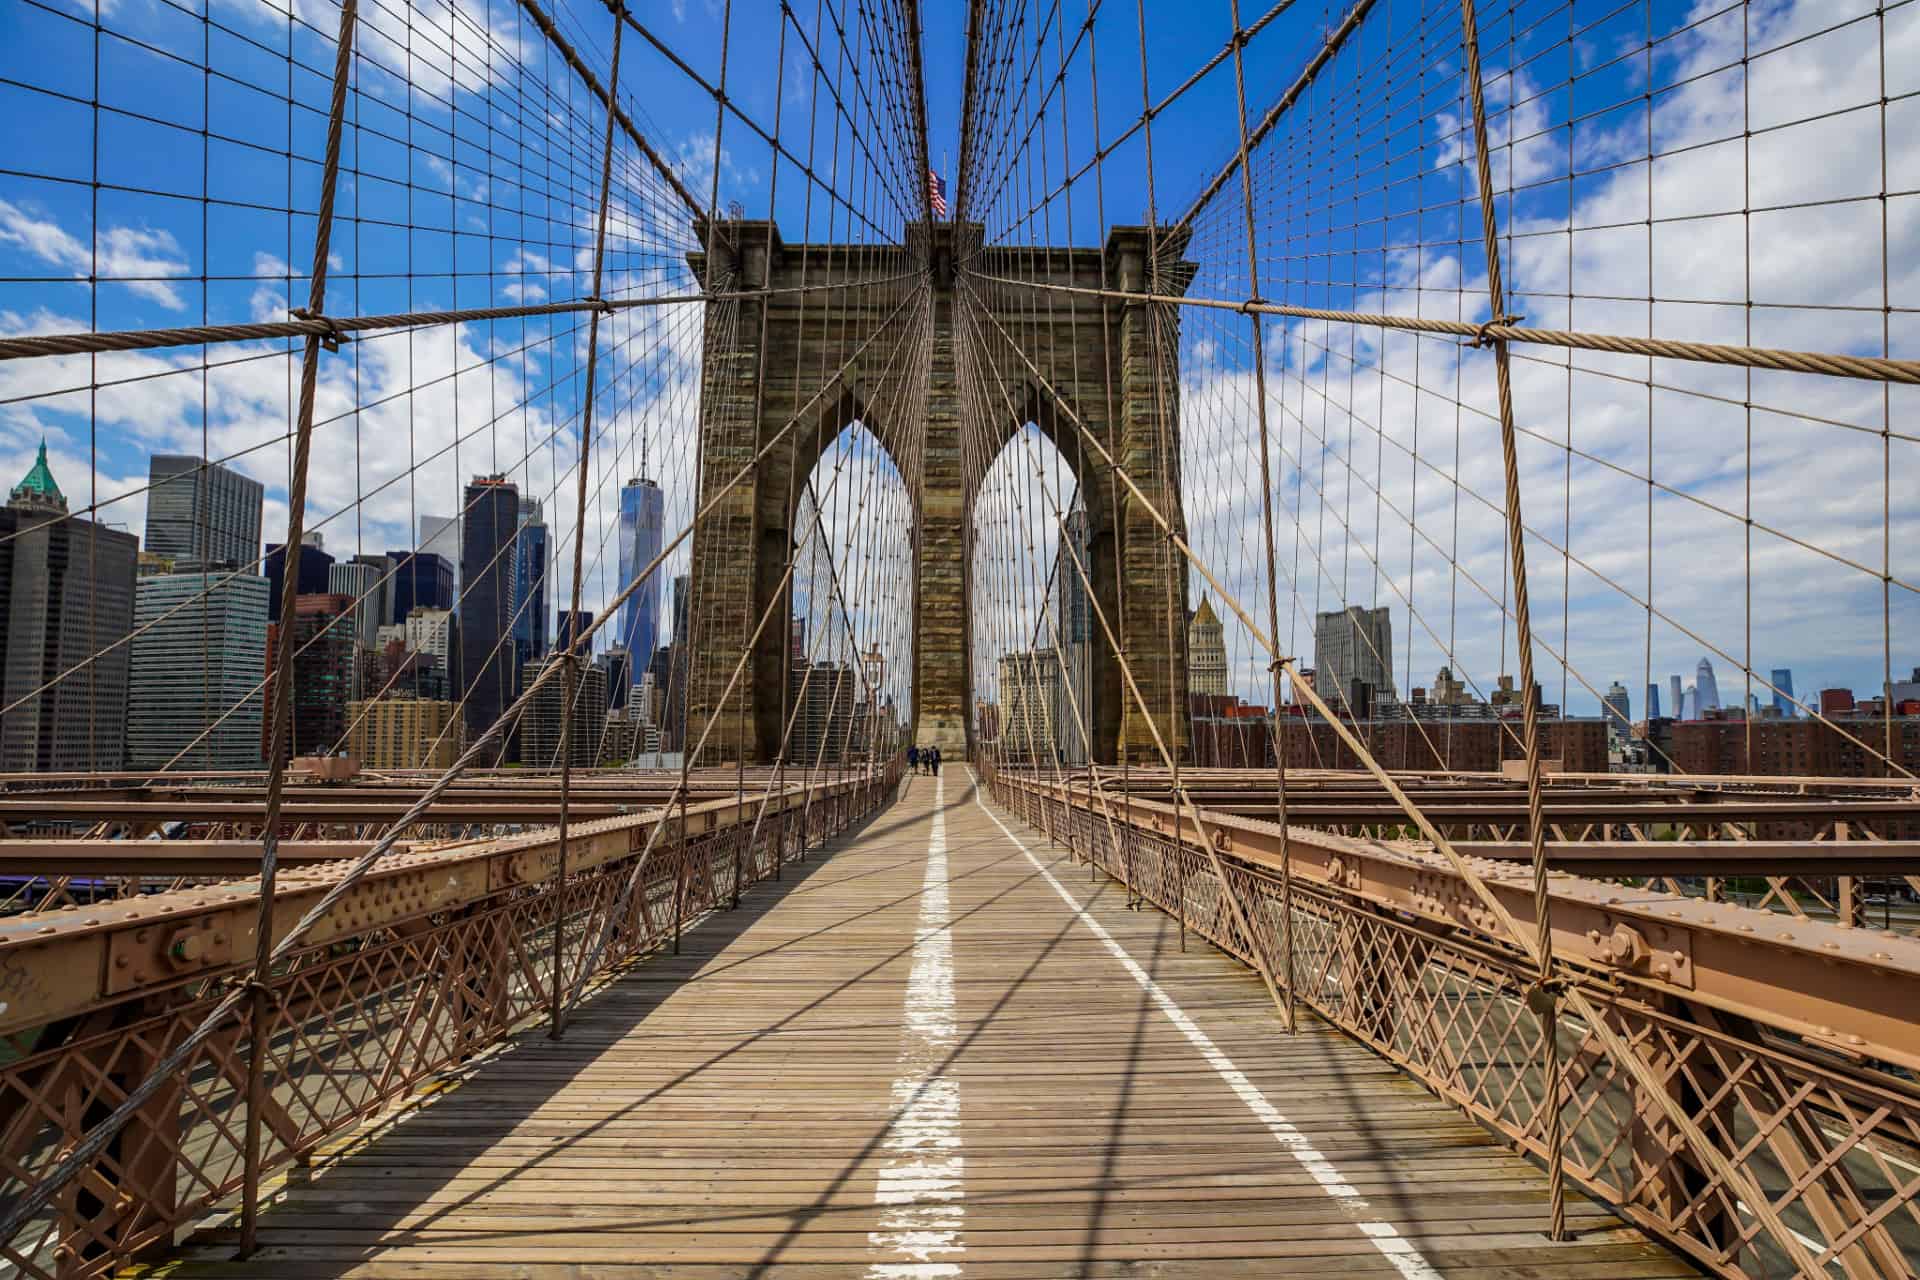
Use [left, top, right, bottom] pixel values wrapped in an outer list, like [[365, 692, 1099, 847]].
[[0, 275, 922, 1249], [964, 266, 1838, 1278], [559, 282, 933, 1008]]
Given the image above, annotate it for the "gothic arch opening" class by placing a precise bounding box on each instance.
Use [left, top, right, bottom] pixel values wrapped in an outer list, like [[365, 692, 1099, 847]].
[[685, 220, 1191, 764], [782, 421, 913, 767], [970, 424, 1103, 765]]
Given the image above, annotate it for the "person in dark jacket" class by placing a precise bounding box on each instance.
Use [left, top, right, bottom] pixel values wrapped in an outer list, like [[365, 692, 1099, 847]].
[[907, 745, 920, 776]]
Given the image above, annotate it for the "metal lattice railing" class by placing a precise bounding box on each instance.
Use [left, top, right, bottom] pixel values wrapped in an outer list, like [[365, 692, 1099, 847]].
[[0, 769, 895, 1278], [993, 765, 1920, 1278]]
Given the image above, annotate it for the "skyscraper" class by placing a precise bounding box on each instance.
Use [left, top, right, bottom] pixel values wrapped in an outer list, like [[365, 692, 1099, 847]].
[[661, 575, 691, 750], [263, 540, 334, 622], [0, 443, 139, 771], [128, 570, 271, 769], [419, 514, 460, 592], [998, 648, 1065, 763], [1051, 506, 1092, 646], [459, 476, 520, 758], [1696, 658, 1721, 713], [350, 553, 396, 633], [603, 645, 632, 711], [405, 607, 456, 674], [511, 494, 548, 664], [518, 653, 609, 768], [617, 478, 665, 657], [327, 559, 382, 653], [1053, 506, 1094, 761], [1645, 682, 1661, 720], [1187, 595, 1229, 697], [144, 454, 264, 571], [1313, 605, 1395, 706], [1670, 674, 1684, 722], [555, 609, 594, 653], [271, 594, 356, 761], [791, 659, 857, 765], [1603, 681, 1631, 743], [1771, 668, 1795, 718], [388, 550, 453, 622]]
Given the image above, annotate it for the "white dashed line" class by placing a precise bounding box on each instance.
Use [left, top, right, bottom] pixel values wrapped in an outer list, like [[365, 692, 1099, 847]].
[[866, 770, 965, 1278], [971, 771, 1443, 1280]]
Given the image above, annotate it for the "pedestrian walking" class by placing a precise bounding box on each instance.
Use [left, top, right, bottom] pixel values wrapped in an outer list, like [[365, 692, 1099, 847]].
[[907, 745, 920, 776]]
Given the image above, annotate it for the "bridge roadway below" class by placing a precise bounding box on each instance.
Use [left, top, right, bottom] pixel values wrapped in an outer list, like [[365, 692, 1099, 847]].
[[158, 769, 1700, 1278]]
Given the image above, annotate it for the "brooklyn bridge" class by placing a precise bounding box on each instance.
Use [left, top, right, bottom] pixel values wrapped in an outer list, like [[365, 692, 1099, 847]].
[[0, 0, 1917, 1276]]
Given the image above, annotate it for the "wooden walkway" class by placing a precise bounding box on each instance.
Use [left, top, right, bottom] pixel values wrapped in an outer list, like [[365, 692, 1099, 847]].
[[164, 769, 1699, 1278]]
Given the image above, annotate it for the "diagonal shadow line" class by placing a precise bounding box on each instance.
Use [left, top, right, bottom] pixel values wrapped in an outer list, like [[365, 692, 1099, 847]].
[[1074, 849, 1169, 1276], [774, 817, 1040, 896], [744, 771, 1135, 1277], [234, 774, 1081, 1266], [242, 1157, 1302, 1244], [777, 852, 930, 893], [1010, 787, 1616, 1251], [671, 845, 1030, 983], [200, 791, 894, 1263], [655, 784, 1022, 981]]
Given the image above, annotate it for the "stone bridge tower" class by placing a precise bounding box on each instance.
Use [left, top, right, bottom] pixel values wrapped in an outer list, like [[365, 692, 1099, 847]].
[[684, 220, 1192, 765]]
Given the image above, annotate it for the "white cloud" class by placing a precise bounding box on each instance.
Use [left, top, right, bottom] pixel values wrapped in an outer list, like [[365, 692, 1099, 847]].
[[673, 130, 765, 198], [0, 199, 191, 310], [1152, 0, 1920, 721], [250, 252, 290, 323], [500, 248, 552, 303]]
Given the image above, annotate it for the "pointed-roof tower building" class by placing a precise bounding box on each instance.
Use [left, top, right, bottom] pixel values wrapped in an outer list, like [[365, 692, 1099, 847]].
[[1187, 593, 1229, 697], [9, 440, 67, 514], [1, 440, 138, 770]]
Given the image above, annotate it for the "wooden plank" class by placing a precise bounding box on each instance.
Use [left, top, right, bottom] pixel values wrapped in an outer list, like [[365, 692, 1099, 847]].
[[152, 769, 1700, 1277]]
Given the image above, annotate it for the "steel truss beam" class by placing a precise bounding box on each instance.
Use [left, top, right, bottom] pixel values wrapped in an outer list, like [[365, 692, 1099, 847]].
[[1000, 773, 1920, 1074], [0, 775, 880, 1037]]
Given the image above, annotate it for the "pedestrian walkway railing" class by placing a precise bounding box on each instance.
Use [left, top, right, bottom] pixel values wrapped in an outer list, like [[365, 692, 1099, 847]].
[[988, 765, 1920, 1280], [0, 767, 898, 1278]]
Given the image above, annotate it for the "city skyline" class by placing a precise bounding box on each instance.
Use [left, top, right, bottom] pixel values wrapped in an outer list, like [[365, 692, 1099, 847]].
[[5, 440, 1914, 779]]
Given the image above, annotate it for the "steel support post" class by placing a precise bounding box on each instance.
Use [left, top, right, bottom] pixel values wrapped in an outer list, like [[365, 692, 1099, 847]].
[[238, 0, 358, 1254], [1456, 0, 1563, 1237], [553, 7, 626, 1042]]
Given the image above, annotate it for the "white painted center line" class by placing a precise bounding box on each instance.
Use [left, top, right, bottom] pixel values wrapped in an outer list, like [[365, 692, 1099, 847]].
[[971, 771, 1444, 1280], [866, 769, 965, 1279]]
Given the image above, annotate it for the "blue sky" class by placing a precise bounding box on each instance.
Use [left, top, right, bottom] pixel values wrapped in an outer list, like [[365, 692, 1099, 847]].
[[0, 0, 1914, 723]]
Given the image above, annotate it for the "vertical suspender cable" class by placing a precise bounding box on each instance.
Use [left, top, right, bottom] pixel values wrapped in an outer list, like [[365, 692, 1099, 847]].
[[551, 3, 626, 1043], [1455, 0, 1561, 1240], [239, 0, 360, 1254], [1225, 0, 1295, 1034]]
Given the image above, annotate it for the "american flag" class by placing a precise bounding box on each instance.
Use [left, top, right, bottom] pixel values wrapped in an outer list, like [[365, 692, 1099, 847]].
[[927, 167, 948, 219]]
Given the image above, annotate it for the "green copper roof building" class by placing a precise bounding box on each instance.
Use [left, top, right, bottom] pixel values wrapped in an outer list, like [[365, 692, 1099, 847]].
[[9, 439, 67, 513], [2, 439, 138, 770]]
